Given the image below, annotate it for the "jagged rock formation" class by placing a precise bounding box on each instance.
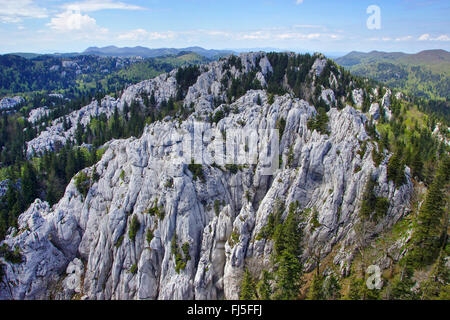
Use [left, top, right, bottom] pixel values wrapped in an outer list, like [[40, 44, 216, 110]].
[[1, 52, 413, 300], [27, 107, 50, 124], [26, 96, 119, 157], [0, 96, 24, 111]]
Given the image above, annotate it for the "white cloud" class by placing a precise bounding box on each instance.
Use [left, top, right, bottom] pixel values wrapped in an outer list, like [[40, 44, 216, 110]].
[[116, 27, 342, 44], [293, 24, 323, 29], [118, 29, 176, 41], [395, 35, 413, 41], [47, 10, 107, 34], [118, 28, 148, 41], [296, 0, 304, 4], [434, 34, 450, 41], [418, 33, 430, 41], [0, 0, 47, 23], [148, 31, 176, 40], [418, 33, 450, 41], [46, 1, 144, 39], [62, 0, 145, 12]]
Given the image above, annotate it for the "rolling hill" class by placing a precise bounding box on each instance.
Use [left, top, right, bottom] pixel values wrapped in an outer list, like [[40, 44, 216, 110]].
[[83, 45, 234, 59], [335, 49, 450, 100]]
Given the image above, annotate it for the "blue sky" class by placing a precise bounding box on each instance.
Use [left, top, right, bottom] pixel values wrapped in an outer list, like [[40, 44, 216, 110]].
[[0, 0, 449, 54]]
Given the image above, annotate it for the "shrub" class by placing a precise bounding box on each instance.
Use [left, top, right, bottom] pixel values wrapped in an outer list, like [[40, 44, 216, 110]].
[[188, 159, 205, 182], [148, 200, 165, 220], [171, 234, 190, 273], [372, 147, 383, 167], [310, 209, 321, 231], [307, 109, 329, 135], [229, 229, 240, 248], [225, 164, 239, 174], [214, 199, 221, 216], [256, 94, 262, 106], [276, 117, 286, 141], [357, 141, 368, 159], [181, 242, 191, 261], [75, 171, 90, 198], [146, 229, 154, 244], [115, 235, 124, 248], [212, 109, 225, 124], [128, 215, 141, 241], [164, 177, 173, 188], [360, 176, 390, 221], [0, 244, 23, 264], [374, 198, 390, 220]]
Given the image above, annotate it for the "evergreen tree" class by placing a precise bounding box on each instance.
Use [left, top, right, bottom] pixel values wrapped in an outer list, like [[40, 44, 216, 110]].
[[407, 156, 449, 267], [323, 274, 342, 300], [240, 268, 257, 300], [273, 250, 303, 300], [389, 267, 417, 300], [307, 274, 325, 300], [256, 270, 273, 300], [21, 162, 38, 204], [421, 250, 450, 300], [272, 203, 304, 300], [346, 278, 364, 300]]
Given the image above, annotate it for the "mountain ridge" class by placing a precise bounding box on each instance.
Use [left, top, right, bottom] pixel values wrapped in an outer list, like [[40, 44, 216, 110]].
[[336, 49, 450, 100], [83, 46, 235, 59]]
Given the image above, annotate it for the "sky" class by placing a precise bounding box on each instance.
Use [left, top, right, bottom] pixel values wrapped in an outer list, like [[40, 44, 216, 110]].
[[0, 0, 449, 54]]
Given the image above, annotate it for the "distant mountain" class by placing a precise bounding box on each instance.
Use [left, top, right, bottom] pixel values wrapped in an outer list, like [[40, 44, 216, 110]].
[[335, 49, 450, 99], [6, 52, 42, 59], [336, 49, 450, 70], [83, 46, 234, 59]]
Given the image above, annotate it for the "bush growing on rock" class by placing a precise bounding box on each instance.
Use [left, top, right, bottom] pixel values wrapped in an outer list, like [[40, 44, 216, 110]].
[[128, 215, 141, 242]]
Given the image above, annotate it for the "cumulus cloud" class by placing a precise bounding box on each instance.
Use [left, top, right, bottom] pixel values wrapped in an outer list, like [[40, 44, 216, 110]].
[[45, 0, 146, 38], [0, 0, 47, 23], [47, 10, 107, 34]]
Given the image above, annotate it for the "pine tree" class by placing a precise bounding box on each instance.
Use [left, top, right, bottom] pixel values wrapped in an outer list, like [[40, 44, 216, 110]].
[[323, 274, 342, 300], [420, 250, 450, 300], [346, 278, 364, 300], [240, 268, 257, 300], [307, 274, 325, 300], [256, 270, 273, 300], [407, 156, 449, 267], [272, 204, 304, 299], [273, 250, 303, 300], [389, 267, 416, 300], [21, 162, 38, 205]]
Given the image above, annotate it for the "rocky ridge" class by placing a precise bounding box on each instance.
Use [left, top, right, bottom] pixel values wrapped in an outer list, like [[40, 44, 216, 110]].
[[1, 52, 413, 300]]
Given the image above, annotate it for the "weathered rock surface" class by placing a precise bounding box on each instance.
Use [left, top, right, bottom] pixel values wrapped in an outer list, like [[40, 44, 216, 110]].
[[28, 107, 50, 124], [1, 53, 413, 300], [26, 96, 119, 157], [0, 96, 24, 110]]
